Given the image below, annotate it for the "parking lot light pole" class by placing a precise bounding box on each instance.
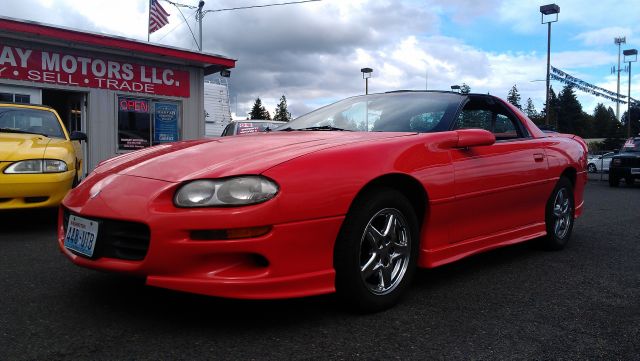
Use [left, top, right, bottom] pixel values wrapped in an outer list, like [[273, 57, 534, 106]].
[[614, 37, 626, 120], [540, 4, 560, 126], [450, 85, 461, 93], [197, 1, 205, 51], [361, 68, 373, 95], [623, 49, 637, 138]]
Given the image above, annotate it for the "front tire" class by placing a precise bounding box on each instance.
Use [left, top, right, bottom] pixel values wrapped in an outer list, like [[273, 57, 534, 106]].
[[540, 177, 574, 251], [334, 187, 419, 313], [609, 175, 620, 187], [625, 177, 634, 186]]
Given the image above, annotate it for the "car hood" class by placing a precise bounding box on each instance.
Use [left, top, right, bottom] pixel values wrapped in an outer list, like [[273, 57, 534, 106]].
[[0, 133, 51, 161], [613, 152, 640, 158], [96, 131, 413, 182]]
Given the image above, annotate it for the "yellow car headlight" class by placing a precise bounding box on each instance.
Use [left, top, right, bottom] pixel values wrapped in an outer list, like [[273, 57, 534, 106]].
[[4, 159, 68, 174]]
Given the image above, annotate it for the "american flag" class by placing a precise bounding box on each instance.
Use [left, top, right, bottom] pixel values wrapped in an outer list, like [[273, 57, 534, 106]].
[[149, 0, 170, 34]]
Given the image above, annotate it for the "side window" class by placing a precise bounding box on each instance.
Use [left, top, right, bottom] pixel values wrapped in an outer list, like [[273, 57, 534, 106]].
[[455, 109, 492, 131], [454, 97, 529, 140], [494, 114, 517, 139], [493, 110, 529, 140]]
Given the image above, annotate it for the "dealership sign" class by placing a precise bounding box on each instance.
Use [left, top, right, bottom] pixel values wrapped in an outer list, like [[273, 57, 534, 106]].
[[0, 44, 190, 97]]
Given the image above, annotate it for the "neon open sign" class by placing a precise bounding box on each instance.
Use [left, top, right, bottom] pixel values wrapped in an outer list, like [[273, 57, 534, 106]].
[[119, 98, 149, 113]]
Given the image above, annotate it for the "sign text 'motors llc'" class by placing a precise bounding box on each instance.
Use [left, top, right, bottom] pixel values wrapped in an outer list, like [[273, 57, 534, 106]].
[[0, 44, 190, 97]]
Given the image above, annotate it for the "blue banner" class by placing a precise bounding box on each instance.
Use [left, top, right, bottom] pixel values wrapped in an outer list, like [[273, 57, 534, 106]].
[[153, 102, 179, 143]]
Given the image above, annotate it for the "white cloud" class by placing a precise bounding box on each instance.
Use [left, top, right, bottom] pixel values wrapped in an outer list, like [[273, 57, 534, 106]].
[[553, 50, 615, 69], [575, 27, 633, 47], [2, 0, 637, 119], [58, 0, 149, 37], [497, 0, 640, 34]]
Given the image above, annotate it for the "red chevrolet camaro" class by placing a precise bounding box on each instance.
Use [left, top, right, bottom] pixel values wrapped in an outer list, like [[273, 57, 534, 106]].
[[59, 91, 587, 312]]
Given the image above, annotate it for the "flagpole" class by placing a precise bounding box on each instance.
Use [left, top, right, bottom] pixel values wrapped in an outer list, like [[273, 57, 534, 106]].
[[147, 0, 151, 42]]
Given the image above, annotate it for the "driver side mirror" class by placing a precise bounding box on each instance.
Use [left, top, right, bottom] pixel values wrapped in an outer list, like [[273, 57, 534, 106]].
[[455, 129, 495, 148], [70, 131, 88, 142]]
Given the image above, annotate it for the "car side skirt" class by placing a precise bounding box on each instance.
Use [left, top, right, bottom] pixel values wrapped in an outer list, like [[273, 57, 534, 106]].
[[419, 222, 547, 268]]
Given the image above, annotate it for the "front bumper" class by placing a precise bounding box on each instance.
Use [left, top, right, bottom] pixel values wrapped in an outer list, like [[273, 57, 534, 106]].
[[0, 169, 75, 209], [58, 174, 342, 299], [609, 166, 640, 179]]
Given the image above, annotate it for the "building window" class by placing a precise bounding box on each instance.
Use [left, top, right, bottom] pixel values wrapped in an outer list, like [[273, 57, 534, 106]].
[[118, 97, 151, 151], [0, 93, 12, 102], [14, 94, 31, 104], [0, 93, 31, 103], [117, 96, 181, 152]]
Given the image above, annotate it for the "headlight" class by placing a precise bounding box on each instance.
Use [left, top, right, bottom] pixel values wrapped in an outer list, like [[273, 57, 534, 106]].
[[612, 158, 621, 166], [174, 176, 279, 207], [4, 159, 68, 174]]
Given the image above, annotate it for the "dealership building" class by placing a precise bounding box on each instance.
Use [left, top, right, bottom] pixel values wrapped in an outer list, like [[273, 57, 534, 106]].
[[0, 16, 235, 173]]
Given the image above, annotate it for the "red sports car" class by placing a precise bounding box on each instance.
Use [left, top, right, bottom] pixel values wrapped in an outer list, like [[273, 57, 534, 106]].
[[59, 91, 587, 312]]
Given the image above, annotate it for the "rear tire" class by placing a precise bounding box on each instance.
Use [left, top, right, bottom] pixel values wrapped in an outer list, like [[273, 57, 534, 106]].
[[334, 187, 419, 313], [587, 163, 597, 173], [540, 177, 574, 251]]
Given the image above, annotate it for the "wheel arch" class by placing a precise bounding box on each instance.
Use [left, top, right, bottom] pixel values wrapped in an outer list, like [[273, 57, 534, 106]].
[[347, 173, 429, 226], [560, 167, 577, 188]]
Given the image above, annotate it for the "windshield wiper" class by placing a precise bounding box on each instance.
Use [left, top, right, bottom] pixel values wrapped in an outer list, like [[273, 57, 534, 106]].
[[0, 127, 47, 137], [297, 125, 351, 131]]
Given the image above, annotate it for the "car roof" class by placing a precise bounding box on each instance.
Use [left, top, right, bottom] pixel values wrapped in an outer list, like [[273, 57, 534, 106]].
[[0, 102, 58, 112]]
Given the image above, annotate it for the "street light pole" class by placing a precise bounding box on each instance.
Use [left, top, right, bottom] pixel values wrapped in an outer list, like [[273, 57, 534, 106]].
[[623, 49, 637, 138], [361, 68, 373, 95], [540, 4, 560, 126]]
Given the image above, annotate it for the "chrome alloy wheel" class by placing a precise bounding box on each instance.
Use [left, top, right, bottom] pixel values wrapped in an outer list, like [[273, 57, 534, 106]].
[[552, 188, 573, 239], [359, 208, 411, 295]]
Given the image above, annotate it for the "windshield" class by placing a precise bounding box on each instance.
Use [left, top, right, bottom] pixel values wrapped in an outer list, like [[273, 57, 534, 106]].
[[281, 92, 461, 132], [0, 107, 65, 138], [621, 138, 640, 152]]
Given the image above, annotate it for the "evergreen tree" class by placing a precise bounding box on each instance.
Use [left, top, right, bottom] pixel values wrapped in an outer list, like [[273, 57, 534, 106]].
[[540, 86, 559, 129], [592, 103, 619, 138], [460, 83, 471, 94], [621, 105, 640, 137], [524, 98, 543, 123], [273, 95, 292, 122], [507, 85, 522, 110], [248, 98, 271, 120], [606, 106, 623, 138], [595, 106, 625, 150], [556, 84, 589, 137]]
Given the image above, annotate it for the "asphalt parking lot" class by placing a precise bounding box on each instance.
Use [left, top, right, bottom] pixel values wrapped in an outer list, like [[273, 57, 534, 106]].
[[1, 177, 638, 360]]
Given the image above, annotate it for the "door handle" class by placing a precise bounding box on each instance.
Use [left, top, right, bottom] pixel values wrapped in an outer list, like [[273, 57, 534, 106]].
[[533, 153, 545, 162]]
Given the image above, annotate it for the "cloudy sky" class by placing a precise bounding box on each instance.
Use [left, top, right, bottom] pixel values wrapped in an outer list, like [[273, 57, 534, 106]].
[[3, 0, 639, 118]]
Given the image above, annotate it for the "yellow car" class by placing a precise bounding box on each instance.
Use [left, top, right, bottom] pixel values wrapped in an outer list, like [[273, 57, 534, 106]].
[[0, 103, 86, 209]]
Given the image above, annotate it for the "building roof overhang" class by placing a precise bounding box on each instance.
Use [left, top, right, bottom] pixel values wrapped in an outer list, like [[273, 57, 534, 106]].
[[0, 16, 236, 75]]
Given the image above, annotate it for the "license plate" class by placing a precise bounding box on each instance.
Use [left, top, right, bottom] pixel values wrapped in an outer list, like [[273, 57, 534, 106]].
[[64, 215, 99, 257], [631, 168, 640, 175]]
